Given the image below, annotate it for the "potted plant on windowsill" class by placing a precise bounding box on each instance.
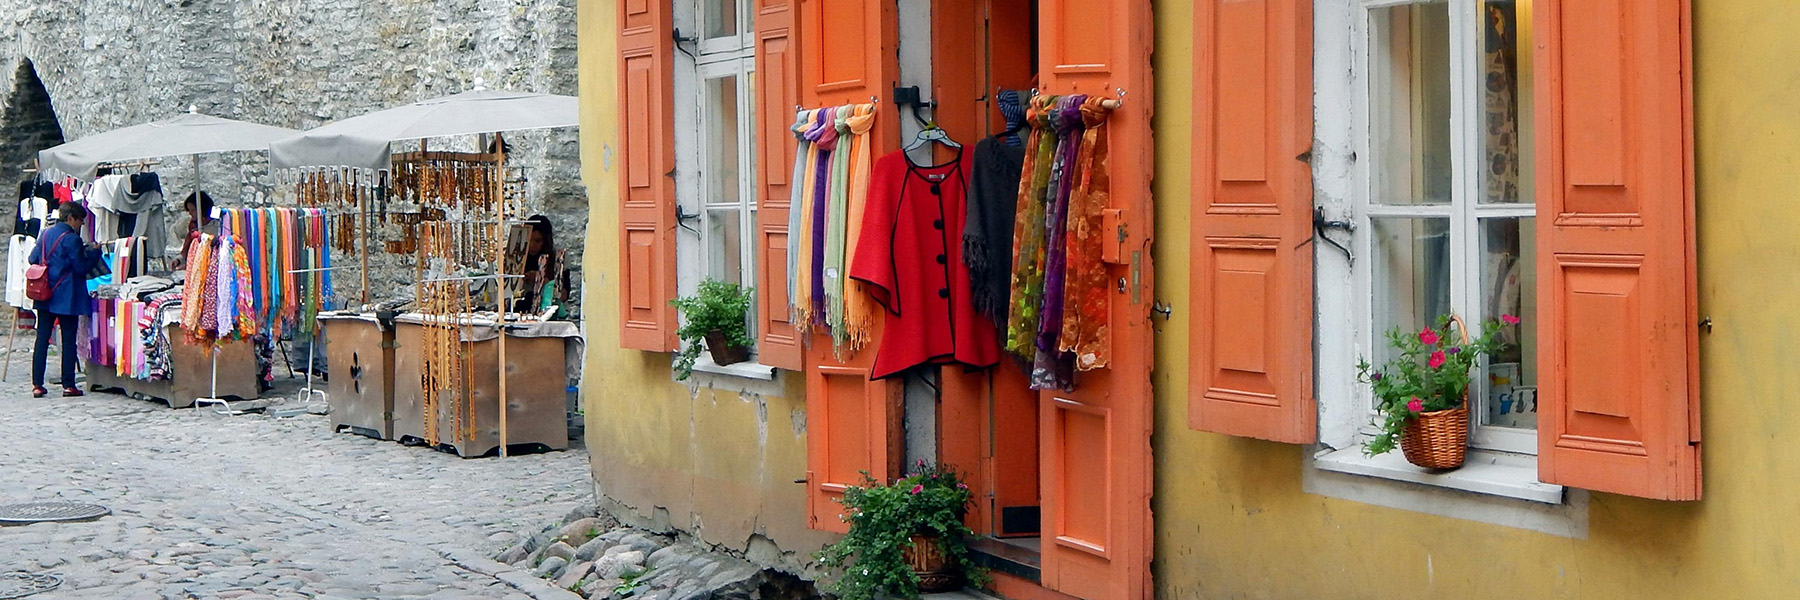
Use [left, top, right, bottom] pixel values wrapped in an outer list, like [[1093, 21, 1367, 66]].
[[670, 279, 755, 380], [819, 462, 987, 600], [1357, 314, 1517, 470]]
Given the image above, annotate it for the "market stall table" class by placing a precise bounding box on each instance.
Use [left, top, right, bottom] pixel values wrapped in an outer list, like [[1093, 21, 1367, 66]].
[[85, 323, 259, 408], [391, 313, 577, 457]]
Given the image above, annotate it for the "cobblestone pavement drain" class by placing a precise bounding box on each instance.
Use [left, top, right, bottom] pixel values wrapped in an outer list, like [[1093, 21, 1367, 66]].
[[0, 373, 592, 600]]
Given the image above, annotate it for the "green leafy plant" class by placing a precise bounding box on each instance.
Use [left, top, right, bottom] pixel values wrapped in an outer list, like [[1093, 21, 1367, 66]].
[[1356, 314, 1519, 456], [670, 279, 755, 380], [613, 566, 654, 597], [818, 462, 987, 600]]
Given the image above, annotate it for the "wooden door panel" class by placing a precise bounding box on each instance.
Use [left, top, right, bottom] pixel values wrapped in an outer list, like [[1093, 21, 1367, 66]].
[[807, 364, 902, 533], [1034, 0, 1153, 596], [798, 0, 904, 532]]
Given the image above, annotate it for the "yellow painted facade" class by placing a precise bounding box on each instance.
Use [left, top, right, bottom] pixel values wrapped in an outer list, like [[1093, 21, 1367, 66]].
[[580, 0, 1800, 596], [576, 0, 831, 575]]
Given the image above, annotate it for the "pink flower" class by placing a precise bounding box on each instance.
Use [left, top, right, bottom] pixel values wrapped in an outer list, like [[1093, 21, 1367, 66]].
[[1428, 350, 1446, 369], [1501, 314, 1521, 325], [1407, 398, 1423, 413], [957, 483, 969, 490], [1419, 328, 1439, 345], [910, 484, 923, 495]]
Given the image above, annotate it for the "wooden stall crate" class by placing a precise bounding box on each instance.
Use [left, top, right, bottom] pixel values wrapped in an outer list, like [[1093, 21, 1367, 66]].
[[320, 313, 396, 439], [393, 316, 572, 458]]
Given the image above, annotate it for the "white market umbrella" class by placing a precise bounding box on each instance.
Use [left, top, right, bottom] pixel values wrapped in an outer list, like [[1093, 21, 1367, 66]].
[[38, 109, 300, 181], [268, 88, 579, 171]]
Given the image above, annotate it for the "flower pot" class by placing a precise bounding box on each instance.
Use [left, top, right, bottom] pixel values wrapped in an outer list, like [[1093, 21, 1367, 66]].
[[1400, 404, 1469, 470], [704, 331, 751, 366], [903, 535, 961, 593]]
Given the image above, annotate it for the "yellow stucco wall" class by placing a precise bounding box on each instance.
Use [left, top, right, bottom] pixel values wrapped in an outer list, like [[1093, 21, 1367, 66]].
[[1150, 0, 1800, 598], [577, 0, 833, 574]]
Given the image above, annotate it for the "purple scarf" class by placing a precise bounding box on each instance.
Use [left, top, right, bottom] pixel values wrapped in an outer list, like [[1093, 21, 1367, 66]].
[[807, 108, 839, 325], [1031, 95, 1086, 390]]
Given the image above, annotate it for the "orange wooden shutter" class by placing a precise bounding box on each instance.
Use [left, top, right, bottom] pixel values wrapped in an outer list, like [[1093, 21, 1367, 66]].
[[1535, 0, 1699, 500], [1187, 0, 1316, 443], [616, 0, 678, 352], [797, 0, 899, 532], [753, 0, 803, 370]]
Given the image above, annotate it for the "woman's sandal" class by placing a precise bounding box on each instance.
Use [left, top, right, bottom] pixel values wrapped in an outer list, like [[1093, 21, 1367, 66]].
[[31, 387, 46, 398], [61, 387, 83, 397]]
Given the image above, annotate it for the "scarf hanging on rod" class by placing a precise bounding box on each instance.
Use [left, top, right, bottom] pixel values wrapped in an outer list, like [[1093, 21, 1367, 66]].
[[790, 108, 831, 334], [1028, 95, 1087, 391], [785, 103, 879, 352], [838, 104, 879, 354], [1006, 96, 1059, 357], [785, 110, 815, 335], [1059, 97, 1115, 371], [822, 109, 852, 343]]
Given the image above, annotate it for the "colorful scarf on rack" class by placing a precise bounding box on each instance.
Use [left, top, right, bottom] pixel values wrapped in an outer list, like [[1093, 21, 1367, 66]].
[[786, 103, 880, 352], [1006, 96, 1059, 356], [791, 109, 830, 334], [1029, 95, 1086, 390], [1059, 97, 1115, 371], [838, 104, 879, 354], [808, 107, 841, 326], [785, 110, 815, 337], [822, 109, 853, 344]]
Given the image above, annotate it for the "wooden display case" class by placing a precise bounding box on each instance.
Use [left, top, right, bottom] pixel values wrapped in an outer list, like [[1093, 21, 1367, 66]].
[[319, 313, 397, 439], [391, 315, 572, 458], [87, 324, 259, 408]]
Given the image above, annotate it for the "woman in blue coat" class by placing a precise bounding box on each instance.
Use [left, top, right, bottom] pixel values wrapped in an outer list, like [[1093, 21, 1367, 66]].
[[28, 201, 100, 397]]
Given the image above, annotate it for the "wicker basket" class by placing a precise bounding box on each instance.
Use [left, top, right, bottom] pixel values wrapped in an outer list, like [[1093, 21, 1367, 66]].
[[1401, 404, 1469, 470], [904, 535, 961, 593]]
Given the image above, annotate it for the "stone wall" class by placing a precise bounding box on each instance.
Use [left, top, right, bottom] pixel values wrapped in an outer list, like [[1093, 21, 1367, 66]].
[[0, 0, 582, 313]]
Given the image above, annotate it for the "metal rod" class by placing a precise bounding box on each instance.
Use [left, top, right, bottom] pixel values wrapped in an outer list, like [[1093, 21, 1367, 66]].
[[415, 274, 524, 284], [1, 310, 20, 382], [494, 131, 509, 459]]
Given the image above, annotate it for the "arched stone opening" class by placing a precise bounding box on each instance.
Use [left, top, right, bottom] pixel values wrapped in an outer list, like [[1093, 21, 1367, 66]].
[[0, 59, 64, 175]]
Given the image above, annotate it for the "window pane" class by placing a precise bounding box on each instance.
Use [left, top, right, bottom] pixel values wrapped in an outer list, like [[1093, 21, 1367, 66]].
[[705, 75, 741, 206], [1479, 0, 1533, 204], [1370, 1, 1452, 206], [1479, 217, 1537, 430], [1370, 217, 1451, 366], [706, 208, 743, 286], [705, 0, 738, 38]]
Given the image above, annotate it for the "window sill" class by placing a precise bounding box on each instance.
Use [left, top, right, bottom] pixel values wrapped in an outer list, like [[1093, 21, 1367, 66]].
[[1312, 446, 1563, 504], [689, 353, 777, 381]]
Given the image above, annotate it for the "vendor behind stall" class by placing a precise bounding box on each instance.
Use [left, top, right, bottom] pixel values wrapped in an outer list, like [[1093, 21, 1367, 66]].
[[174, 191, 216, 269], [512, 215, 567, 318]]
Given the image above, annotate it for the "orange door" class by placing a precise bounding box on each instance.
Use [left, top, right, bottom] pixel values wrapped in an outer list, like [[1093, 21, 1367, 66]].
[[796, 0, 905, 531], [1035, 0, 1154, 597]]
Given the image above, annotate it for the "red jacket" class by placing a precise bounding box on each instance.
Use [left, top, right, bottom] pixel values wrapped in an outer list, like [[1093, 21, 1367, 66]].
[[850, 148, 999, 379]]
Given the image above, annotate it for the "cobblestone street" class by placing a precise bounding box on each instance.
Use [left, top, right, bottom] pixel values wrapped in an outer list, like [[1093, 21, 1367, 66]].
[[0, 368, 593, 600]]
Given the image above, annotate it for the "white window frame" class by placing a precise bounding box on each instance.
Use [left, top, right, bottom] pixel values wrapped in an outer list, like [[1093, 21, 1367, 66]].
[[1348, 0, 1537, 455], [1310, 0, 1566, 514], [671, 0, 771, 380]]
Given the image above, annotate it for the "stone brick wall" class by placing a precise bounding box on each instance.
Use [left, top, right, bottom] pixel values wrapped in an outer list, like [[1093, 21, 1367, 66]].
[[0, 0, 582, 313]]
